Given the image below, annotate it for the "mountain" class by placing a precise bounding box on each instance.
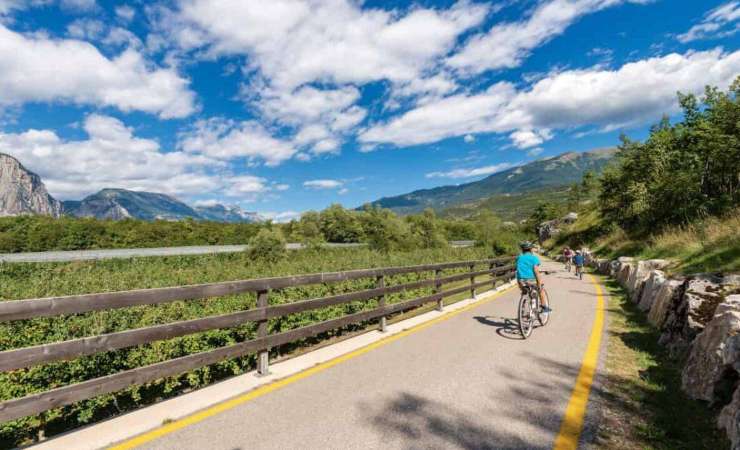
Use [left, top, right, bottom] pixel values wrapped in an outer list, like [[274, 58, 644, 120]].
[[64, 189, 202, 221], [363, 148, 617, 215], [0, 153, 62, 217], [61, 188, 263, 223], [194, 203, 264, 223]]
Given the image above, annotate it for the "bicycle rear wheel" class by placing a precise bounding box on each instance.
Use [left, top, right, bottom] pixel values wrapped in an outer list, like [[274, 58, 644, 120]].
[[518, 293, 533, 338], [537, 288, 550, 326]]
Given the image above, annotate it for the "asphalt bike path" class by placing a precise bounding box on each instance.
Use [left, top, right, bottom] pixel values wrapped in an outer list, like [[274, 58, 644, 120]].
[[115, 260, 604, 450]]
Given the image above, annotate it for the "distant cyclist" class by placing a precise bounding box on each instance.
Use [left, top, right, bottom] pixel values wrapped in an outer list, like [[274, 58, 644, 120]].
[[516, 241, 551, 313], [574, 250, 585, 279], [563, 246, 574, 271]]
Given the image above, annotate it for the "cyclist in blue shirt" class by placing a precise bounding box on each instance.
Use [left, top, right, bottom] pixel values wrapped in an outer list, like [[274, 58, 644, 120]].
[[574, 250, 586, 279], [516, 241, 551, 312]]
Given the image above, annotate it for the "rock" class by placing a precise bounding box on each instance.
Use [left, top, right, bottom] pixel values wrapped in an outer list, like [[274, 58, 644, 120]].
[[659, 274, 740, 357], [647, 279, 684, 328], [616, 258, 635, 287], [537, 219, 560, 243], [0, 153, 61, 217], [682, 295, 740, 402], [608, 259, 621, 277], [719, 386, 740, 450], [628, 260, 671, 300], [562, 212, 578, 223], [637, 270, 666, 311]]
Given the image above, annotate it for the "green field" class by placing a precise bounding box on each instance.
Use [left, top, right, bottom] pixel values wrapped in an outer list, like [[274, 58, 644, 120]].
[[0, 246, 501, 447]]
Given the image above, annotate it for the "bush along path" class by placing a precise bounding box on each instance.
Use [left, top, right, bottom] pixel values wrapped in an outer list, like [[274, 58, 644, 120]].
[[586, 253, 740, 448]]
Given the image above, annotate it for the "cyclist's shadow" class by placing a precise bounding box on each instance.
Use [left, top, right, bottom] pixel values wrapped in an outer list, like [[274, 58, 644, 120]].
[[473, 315, 523, 340]]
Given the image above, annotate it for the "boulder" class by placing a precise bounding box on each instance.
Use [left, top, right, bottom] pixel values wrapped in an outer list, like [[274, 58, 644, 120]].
[[637, 270, 666, 311], [616, 260, 634, 287], [719, 386, 740, 450], [659, 274, 740, 357], [647, 279, 684, 328], [682, 295, 740, 402], [537, 219, 560, 243], [608, 259, 621, 277], [628, 260, 671, 301], [562, 212, 578, 223]]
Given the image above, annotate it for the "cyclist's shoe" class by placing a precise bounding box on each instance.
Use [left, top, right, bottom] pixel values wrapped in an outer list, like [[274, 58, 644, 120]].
[[541, 306, 553, 313]]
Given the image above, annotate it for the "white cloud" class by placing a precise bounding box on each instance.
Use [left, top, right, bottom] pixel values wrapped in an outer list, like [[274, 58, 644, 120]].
[[149, 0, 488, 152], [167, 0, 489, 90], [361, 48, 740, 148], [447, 0, 648, 75], [261, 210, 302, 222], [0, 114, 221, 199], [254, 85, 366, 153], [527, 147, 544, 157], [223, 175, 269, 197], [115, 4, 135, 22], [61, 0, 95, 11], [178, 118, 298, 166], [303, 179, 343, 189], [426, 163, 514, 179], [509, 129, 552, 149], [677, 1, 740, 43], [0, 24, 195, 118], [463, 134, 475, 143], [338, 187, 349, 195]]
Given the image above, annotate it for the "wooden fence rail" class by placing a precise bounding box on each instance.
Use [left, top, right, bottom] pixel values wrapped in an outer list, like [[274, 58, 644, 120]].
[[0, 256, 515, 423]]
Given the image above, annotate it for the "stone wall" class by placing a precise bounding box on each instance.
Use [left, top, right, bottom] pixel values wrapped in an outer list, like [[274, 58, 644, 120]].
[[588, 256, 740, 448]]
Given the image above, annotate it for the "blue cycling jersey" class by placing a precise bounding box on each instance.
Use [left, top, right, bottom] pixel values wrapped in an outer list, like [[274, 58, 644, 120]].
[[516, 253, 540, 280], [574, 254, 585, 266]]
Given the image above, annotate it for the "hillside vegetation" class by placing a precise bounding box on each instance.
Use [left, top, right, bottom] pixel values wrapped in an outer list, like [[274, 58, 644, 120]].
[[546, 79, 740, 274]]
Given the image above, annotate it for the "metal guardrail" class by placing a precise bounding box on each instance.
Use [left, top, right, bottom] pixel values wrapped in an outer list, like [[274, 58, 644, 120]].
[[0, 256, 515, 423]]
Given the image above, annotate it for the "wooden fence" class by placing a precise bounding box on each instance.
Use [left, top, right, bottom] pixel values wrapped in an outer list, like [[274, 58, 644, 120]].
[[0, 256, 515, 423]]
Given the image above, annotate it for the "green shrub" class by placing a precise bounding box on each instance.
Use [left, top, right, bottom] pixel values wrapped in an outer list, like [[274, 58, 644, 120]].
[[247, 229, 287, 262]]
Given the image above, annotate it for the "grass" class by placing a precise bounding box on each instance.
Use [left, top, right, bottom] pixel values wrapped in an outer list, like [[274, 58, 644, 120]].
[[549, 208, 740, 275], [595, 276, 729, 449]]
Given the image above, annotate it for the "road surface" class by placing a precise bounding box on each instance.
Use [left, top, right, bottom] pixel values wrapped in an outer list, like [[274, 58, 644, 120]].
[[119, 260, 605, 450]]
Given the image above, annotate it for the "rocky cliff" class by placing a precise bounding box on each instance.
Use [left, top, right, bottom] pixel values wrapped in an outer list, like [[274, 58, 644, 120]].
[[0, 153, 62, 217]]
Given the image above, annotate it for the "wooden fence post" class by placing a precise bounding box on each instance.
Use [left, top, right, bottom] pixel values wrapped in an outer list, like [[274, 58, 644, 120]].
[[256, 289, 270, 376], [376, 275, 387, 332], [469, 264, 476, 298], [489, 262, 496, 289], [435, 269, 443, 311]]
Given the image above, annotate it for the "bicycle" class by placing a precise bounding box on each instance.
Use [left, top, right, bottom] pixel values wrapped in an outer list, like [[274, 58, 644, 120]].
[[518, 282, 550, 339], [564, 258, 572, 273], [575, 265, 584, 280]]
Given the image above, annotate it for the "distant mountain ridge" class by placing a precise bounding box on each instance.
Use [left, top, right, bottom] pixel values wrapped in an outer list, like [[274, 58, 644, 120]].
[[363, 148, 617, 215], [63, 189, 203, 221], [0, 153, 62, 217], [62, 189, 264, 223], [194, 203, 263, 223], [0, 153, 262, 223]]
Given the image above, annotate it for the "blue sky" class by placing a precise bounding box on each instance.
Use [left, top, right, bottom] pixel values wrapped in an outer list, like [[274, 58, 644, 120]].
[[0, 0, 738, 220]]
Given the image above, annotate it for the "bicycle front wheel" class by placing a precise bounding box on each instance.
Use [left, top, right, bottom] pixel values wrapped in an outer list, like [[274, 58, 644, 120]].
[[519, 293, 533, 338]]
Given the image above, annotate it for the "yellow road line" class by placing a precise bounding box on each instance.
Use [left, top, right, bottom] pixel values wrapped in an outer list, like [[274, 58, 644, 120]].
[[108, 285, 516, 450], [552, 274, 605, 450]]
